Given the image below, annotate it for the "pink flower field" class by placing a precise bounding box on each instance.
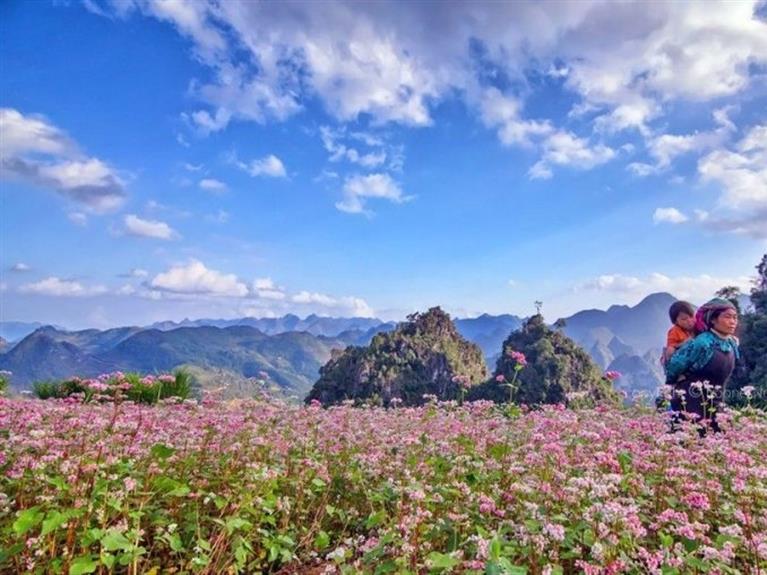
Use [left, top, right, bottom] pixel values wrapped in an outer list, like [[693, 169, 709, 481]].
[[1, 396, 766, 574]]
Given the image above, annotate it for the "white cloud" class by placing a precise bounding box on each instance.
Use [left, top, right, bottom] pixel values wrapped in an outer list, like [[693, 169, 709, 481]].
[[577, 272, 752, 304], [116, 284, 137, 296], [336, 173, 408, 214], [698, 123, 767, 210], [320, 126, 390, 168], [199, 178, 228, 192], [68, 212, 88, 226], [629, 108, 737, 176], [11, 263, 31, 272], [124, 214, 177, 240], [19, 277, 108, 297], [150, 260, 249, 297], [477, 87, 553, 147], [90, 1, 767, 155], [0, 108, 126, 212], [128, 268, 149, 278], [240, 154, 287, 178], [83, 0, 767, 194], [529, 131, 615, 179], [252, 277, 286, 300], [292, 291, 337, 306], [205, 209, 230, 224], [291, 290, 374, 317], [627, 162, 657, 177], [653, 207, 688, 224], [0, 108, 73, 157], [188, 108, 232, 135]]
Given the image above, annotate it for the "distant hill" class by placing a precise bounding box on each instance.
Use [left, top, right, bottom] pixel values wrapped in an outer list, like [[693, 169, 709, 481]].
[[32, 325, 144, 354], [455, 314, 524, 358], [5, 293, 736, 401], [0, 321, 53, 343], [471, 314, 620, 406], [148, 314, 387, 337], [0, 330, 114, 386], [307, 307, 488, 406], [0, 326, 349, 396], [560, 292, 677, 356]]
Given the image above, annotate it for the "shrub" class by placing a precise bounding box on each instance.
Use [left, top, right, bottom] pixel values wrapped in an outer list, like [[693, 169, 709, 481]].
[[30, 371, 193, 404], [32, 380, 62, 400]]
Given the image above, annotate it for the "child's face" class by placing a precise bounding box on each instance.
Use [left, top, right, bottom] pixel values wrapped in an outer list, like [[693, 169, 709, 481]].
[[676, 312, 695, 331]]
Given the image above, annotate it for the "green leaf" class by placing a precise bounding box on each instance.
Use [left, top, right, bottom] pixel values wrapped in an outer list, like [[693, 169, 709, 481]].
[[374, 560, 398, 574], [168, 485, 190, 497], [583, 528, 596, 547], [101, 529, 133, 552], [41, 510, 71, 537], [12, 507, 43, 536], [365, 510, 387, 529], [314, 530, 330, 550], [225, 517, 251, 533], [69, 556, 99, 575], [235, 542, 249, 566], [617, 451, 633, 473], [100, 553, 115, 569], [426, 551, 459, 570], [311, 477, 326, 489], [489, 537, 502, 560], [168, 533, 184, 552], [150, 443, 176, 459]]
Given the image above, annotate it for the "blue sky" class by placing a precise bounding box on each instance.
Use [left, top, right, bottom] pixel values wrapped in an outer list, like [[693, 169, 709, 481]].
[[1, 0, 766, 329]]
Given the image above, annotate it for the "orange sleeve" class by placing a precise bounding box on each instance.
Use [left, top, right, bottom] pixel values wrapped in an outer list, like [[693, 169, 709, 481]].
[[666, 325, 689, 348]]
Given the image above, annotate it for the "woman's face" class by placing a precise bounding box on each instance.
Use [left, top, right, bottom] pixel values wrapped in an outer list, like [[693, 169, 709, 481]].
[[712, 309, 738, 335]]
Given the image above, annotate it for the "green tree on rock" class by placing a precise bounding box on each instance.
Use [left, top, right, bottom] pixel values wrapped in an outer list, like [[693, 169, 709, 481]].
[[306, 307, 488, 406], [470, 314, 621, 407]]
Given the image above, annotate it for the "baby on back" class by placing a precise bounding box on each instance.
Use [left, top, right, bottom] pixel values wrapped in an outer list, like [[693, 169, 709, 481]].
[[661, 300, 696, 367]]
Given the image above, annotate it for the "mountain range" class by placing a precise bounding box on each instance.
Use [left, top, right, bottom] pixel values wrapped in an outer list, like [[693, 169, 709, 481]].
[[2, 292, 744, 399]]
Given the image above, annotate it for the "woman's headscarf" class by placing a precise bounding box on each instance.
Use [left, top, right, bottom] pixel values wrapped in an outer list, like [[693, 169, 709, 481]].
[[694, 297, 737, 333]]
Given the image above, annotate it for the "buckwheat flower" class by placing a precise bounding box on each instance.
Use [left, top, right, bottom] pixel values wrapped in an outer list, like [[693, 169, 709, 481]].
[[683, 492, 710, 510], [495, 374, 505, 382], [604, 370, 621, 381], [124, 477, 137, 491], [326, 546, 348, 562], [720, 524, 742, 538], [742, 386, 755, 398], [543, 522, 566, 542]]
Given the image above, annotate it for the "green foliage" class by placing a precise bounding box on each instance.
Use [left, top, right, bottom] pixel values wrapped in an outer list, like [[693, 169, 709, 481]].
[[715, 285, 744, 313], [307, 307, 488, 406], [31, 370, 194, 404], [471, 314, 621, 407], [33, 380, 64, 400], [0, 371, 9, 396], [730, 253, 767, 408]]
